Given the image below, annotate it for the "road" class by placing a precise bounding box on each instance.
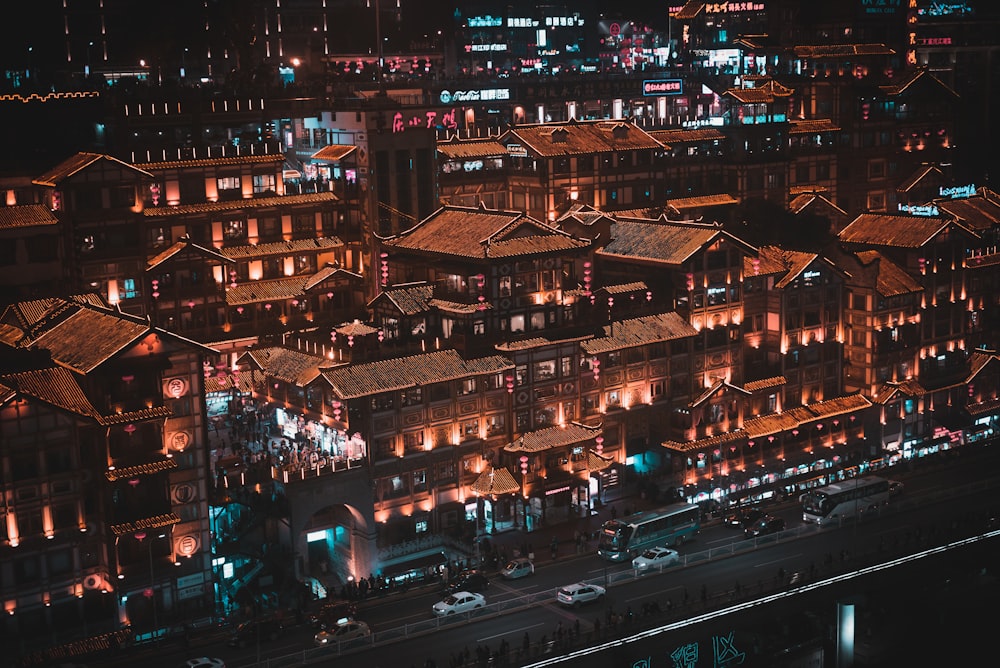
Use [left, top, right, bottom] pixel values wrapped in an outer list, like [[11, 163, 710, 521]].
[[102, 446, 1000, 668]]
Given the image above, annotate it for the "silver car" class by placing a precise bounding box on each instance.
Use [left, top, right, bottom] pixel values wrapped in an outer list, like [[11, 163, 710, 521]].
[[500, 557, 535, 579]]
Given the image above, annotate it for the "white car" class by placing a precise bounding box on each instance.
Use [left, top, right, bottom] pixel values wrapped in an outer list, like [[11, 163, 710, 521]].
[[556, 582, 606, 608], [632, 546, 680, 571], [432, 591, 486, 616], [500, 557, 535, 579], [313, 619, 371, 647], [183, 659, 226, 668]]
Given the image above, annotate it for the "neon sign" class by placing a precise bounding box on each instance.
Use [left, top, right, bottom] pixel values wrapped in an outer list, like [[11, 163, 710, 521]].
[[898, 203, 940, 216], [704, 2, 765, 12], [939, 184, 975, 199], [468, 15, 503, 27], [643, 79, 683, 96], [391, 109, 458, 133], [439, 88, 510, 104]]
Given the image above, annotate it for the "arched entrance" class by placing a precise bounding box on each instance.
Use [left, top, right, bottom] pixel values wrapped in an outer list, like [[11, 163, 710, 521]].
[[299, 504, 371, 600]]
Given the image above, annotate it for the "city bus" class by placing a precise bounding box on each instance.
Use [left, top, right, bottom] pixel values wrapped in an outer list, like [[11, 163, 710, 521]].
[[800, 476, 891, 526], [597, 503, 700, 562]]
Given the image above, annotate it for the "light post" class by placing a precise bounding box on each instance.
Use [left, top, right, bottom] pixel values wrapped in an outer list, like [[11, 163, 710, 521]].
[[85, 41, 93, 76]]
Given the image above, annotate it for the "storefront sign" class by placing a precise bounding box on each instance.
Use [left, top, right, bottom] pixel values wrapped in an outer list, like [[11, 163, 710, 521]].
[[163, 377, 190, 399], [507, 143, 528, 157], [545, 485, 571, 495], [392, 108, 458, 132], [439, 88, 510, 104], [167, 429, 192, 452], [704, 2, 765, 12], [939, 183, 975, 199], [898, 203, 940, 216]]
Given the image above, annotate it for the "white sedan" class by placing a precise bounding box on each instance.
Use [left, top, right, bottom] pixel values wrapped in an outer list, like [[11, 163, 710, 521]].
[[632, 546, 680, 571], [314, 620, 371, 647], [432, 591, 486, 616]]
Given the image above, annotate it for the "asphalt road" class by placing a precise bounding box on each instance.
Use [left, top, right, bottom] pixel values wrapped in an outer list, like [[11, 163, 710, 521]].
[[100, 446, 1000, 668]]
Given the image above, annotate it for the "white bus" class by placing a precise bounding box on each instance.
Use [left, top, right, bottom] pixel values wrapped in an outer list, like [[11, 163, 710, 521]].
[[801, 476, 891, 526], [598, 503, 700, 562]]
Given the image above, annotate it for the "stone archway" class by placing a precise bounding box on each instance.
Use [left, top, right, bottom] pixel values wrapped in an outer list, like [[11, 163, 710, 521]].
[[284, 470, 377, 598]]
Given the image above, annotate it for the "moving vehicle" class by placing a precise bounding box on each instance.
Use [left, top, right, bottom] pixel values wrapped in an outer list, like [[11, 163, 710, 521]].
[[744, 515, 786, 538], [724, 508, 764, 529], [888, 480, 904, 496], [598, 503, 700, 561], [444, 569, 490, 594], [556, 582, 606, 608], [313, 620, 371, 647], [183, 659, 225, 668], [801, 476, 891, 526], [309, 601, 357, 629], [228, 618, 283, 648], [631, 546, 680, 571], [432, 591, 486, 616], [499, 557, 535, 579]]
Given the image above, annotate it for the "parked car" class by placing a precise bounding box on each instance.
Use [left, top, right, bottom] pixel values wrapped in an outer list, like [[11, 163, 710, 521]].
[[444, 569, 490, 594], [631, 546, 680, 571], [309, 601, 357, 629], [432, 591, 486, 616], [724, 508, 764, 529], [888, 480, 904, 497], [499, 558, 535, 580], [744, 515, 786, 538], [183, 659, 225, 668], [556, 582, 606, 608], [228, 618, 283, 648], [313, 619, 371, 647]]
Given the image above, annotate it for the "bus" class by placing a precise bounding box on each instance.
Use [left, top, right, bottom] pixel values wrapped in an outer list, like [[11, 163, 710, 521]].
[[597, 503, 700, 562], [801, 476, 891, 526]]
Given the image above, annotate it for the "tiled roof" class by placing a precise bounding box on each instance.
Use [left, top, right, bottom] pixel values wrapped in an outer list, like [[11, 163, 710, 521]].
[[33, 152, 152, 187], [724, 79, 794, 103], [661, 429, 744, 453], [664, 394, 871, 450], [968, 396, 1000, 417], [147, 238, 232, 270], [385, 205, 588, 259], [854, 250, 923, 297], [588, 449, 614, 471], [597, 281, 648, 295], [219, 237, 343, 260], [667, 194, 739, 211], [304, 265, 361, 290], [792, 44, 895, 58], [226, 276, 311, 305], [743, 376, 787, 392], [494, 332, 591, 352], [897, 164, 943, 193], [788, 119, 840, 134], [132, 154, 283, 171], [320, 349, 514, 399], [0, 204, 59, 229], [143, 191, 337, 217], [30, 308, 150, 374], [437, 137, 508, 159], [379, 284, 435, 316], [204, 372, 253, 394], [745, 246, 820, 288], [788, 192, 846, 216], [691, 379, 751, 408], [839, 214, 970, 248], [336, 320, 379, 337], [937, 192, 1000, 232], [555, 202, 615, 229], [428, 298, 490, 314], [647, 127, 725, 144], [880, 67, 958, 98], [1, 367, 102, 419], [580, 312, 697, 354], [599, 220, 723, 265], [673, 1, 705, 19], [239, 346, 328, 386], [471, 467, 520, 496], [312, 145, 358, 161], [503, 422, 601, 453], [504, 119, 662, 157]]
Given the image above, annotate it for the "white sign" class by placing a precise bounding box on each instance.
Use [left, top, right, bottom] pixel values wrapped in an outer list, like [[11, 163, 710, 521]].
[[439, 88, 510, 104]]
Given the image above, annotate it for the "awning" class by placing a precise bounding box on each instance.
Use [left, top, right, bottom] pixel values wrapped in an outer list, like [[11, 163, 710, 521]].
[[379, 550, 447, 578]]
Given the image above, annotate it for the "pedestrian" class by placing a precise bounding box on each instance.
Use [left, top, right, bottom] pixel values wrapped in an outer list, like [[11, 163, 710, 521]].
[[522, 631, 530, 655], [551, 537, 558, 559], [610, 505, 617, 520]]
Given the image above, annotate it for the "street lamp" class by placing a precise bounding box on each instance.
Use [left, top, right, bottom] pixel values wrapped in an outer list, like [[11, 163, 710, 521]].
[[86, 41, 94, 76]]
